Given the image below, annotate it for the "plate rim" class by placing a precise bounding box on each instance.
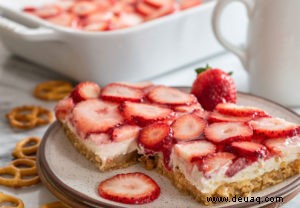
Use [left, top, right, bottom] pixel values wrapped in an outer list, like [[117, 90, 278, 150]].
[[37, 91, 300, 208]]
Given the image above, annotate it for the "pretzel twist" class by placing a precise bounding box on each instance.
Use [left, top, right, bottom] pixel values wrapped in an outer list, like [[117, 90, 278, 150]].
[[0, 192, 24, 208], [34, 80, 73, 101], [12, 137, 41, 160], [0, 159, 40, 187], [6, 105, 53, 129]]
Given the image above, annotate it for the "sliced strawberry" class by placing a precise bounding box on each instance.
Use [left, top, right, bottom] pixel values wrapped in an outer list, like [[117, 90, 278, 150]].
[[216, 103, 269, 118], [23, 7, 37, 13], [85, 12, 114, 24], [249, 117, 300, 138], [148, 86, 194, 105], [112, 125, 140, 142], [136, 2, 156, 16], [144, 0, 171, 8], [264, 137, 287, 155], [72, 99, 123, 136], [98, 172, 160, 204], [71, 81, 101, 103], [208, 110, 252, 123], [83, 22, 109, 31], [55, 97, 74, 121], [145, 2, 179, 21], [200, 152, 236, 175], [47, 12, 79, 27], [71, 1, 99, 17], [115, 81, 153, 89], [138, 123, 170, 151], [174, 140, 216, 162], [86, 133, 111, 145], [101, 83, 144, 102], [54, 0, 75, 10], [180, 0, 201, 10], [35, 5, 62, 18], [121, 101, 173, 125], [231, 141, 268, 159], [205, 122, 253, 144], [117, 12, 144, 27], [225, 157, 251, 177], [171, 113, 206, 141], [174, 103, 203, 113]]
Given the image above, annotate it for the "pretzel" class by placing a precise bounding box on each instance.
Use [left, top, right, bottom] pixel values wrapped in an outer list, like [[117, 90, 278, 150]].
[[6, 105, 53, 129], [12, 137, 41, 160], [0, 192, 24, 208], [40, 201, 68, 208], [34, 80, 73, 101], [0, 159, 40, 187]]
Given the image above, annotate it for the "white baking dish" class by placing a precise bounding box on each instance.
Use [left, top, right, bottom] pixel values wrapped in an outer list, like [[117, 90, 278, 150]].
[[0, 0, 245, 85]]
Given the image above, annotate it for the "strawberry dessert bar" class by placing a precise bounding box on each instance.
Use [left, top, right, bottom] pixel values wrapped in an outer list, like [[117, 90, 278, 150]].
[[55, 81, 300, 204]]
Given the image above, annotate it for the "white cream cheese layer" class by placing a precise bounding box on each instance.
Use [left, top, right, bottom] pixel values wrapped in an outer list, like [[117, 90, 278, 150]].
[[66, 121, 137, 166], [170, 144, 300, 194]]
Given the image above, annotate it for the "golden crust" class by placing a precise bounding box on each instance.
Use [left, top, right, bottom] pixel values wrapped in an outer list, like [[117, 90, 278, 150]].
[[153, 157, 300, 205], [63, 124, 138, 171]]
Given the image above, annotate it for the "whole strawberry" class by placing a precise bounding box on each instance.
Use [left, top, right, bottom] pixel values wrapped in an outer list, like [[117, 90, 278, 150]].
[[191, 65, 237, 111]]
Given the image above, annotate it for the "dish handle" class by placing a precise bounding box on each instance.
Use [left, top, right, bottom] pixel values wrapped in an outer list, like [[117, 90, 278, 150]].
[[0, 16, 59, 41]]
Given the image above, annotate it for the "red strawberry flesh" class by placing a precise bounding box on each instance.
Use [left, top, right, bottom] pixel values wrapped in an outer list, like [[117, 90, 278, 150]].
[[171, 113, 206, 141], [216, 103, 269, 117], [174, 140, 216, 162], [101, 83, 144, 102], [112, 125, 141, 142], [200, 152, 236, 175], [72, 99, 123, 136], [55, 97, 74, 121], [121, 101, 173, 125], [250, 117, 300, 138], [231, 141, 268, 159], [148, 86, 194, 105], [208, 110, 252, 123], [71, 81, 101, 103], [138, 123, 170, 151], [98, 172, 160, 204], [205, 122, 253, 144]]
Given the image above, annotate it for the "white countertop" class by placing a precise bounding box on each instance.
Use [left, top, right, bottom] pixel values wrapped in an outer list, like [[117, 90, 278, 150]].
[[0, 41, 299, 207]]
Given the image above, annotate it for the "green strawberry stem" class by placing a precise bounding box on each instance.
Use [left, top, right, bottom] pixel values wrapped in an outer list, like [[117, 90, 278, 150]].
[[195, 65, 233, 76]]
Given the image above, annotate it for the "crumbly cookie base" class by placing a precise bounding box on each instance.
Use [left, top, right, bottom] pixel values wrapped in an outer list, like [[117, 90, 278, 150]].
[[141, 155, 300, 205], [63, 124, 138, 172]]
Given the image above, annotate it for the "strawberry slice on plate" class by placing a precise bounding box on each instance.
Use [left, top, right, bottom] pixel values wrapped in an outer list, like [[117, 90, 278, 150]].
[[200, 152, 236, 175], [138, 123, 170, 151], [112, 125, 141, 142], [205, 122, 253, 144], [174, 140, 216, 162], [231, 141, 268, 159], [121, 101, 173, 125], [83, 22, 109, 31], [174, 102, 203, 113], [148, 86, 194, 105], [249, 117, 300, 138], [72, 99, 123, 136], [98, 172, 160, 204], [101, 83, 144, 102], [208, 110, 252, 123], [71, 81, 101, 103], [171, 113, 206, 141], [136, 2, 157, 16], [215, 103, 269, 117], [264, 137, 300, 155], [144, 0, 172, 8]]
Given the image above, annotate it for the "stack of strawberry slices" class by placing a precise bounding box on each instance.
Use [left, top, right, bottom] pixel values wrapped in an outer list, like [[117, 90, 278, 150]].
[[23, 0, 202, 31], [55, 81, 300, 205]]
